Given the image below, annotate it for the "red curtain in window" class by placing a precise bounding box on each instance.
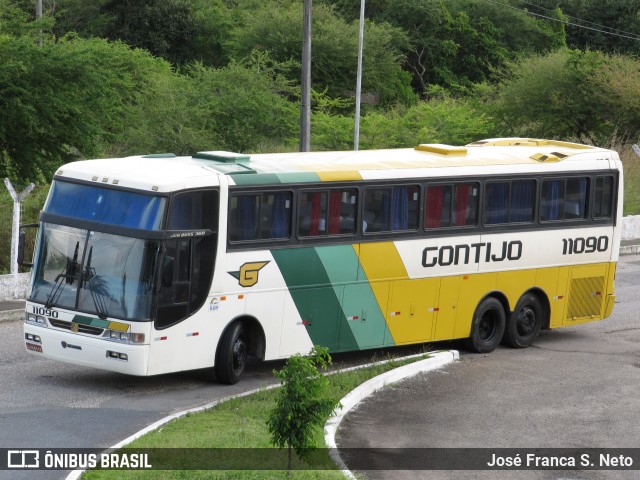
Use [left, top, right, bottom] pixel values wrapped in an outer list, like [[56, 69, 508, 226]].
[[328, 190, 342, 234], [309, 192, 322, 236], [454, 184, 470, 226], [425, 187, 444, 228]]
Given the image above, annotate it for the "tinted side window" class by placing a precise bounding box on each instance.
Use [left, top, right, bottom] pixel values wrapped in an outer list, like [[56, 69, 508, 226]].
[[540, 178, 588, 222], [168, 190, 218, 230], [425, 183, 478, 229], [593, 176, 614, 219], [364, 185, 419, 233], [484, 180, 535, 225], [298, 188, 357, 237], [229, 192, 292, 241]]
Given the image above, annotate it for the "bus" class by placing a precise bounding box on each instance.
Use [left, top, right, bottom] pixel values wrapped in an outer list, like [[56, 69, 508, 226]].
[[22, 138, 622, 384]]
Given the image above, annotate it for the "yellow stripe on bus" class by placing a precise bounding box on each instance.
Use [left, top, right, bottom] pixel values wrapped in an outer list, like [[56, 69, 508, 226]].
[[108, 322, 129, 332], [316, 170, 363, 182]]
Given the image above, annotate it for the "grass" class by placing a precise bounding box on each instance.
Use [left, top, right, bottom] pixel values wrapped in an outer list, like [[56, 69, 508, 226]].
[[617, 143, 640, 216], [81, 352, 431, 480]]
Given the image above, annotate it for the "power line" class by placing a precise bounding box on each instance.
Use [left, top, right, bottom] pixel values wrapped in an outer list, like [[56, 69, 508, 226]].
[[481, 0, 640, 42], [518, 0, 640, 39]]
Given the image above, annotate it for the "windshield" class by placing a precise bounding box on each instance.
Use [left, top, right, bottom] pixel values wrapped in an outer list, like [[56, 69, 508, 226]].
[[29, 223, 160, 321], [44, 180, 166, 230]]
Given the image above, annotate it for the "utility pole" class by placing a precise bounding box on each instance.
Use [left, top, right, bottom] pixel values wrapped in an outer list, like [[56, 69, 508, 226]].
[[36, 0, 43, 46], [300, 0, 312, 152], [353, 0, 365, 151]]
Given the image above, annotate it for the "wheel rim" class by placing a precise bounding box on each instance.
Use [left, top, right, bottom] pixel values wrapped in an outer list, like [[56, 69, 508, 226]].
[[478, 311, 499, 341], [516, 306, 537, 336], [232, 335, 247, 374]]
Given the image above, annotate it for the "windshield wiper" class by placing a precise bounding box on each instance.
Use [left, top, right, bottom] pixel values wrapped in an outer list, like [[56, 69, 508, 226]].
[[83, 246, 109, 320], [45, 241, 80, 309]]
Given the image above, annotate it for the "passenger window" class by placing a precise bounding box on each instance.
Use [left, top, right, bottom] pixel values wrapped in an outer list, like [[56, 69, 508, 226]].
[[510, 180, 535, 223], [425, 183, 478, 229], [298, 188, 357, 237], [168, 190, 218, 230], [540, 178, 588, 222], [229, 191, 292, 241], [364, 185, 419, 233], [484, 180, 535, 225], [593, 176, 614, 219]]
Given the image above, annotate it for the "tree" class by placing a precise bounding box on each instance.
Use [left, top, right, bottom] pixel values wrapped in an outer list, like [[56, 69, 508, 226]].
[[489, 49, 640, 143], [99, 0, 204, 65], [325, 0, 566, 94], [228, 0, 416, 105], [526, 0, 640, 56], [312, 91, 496, 151], [266, 346, 340, 473], [111, 57, 299, 156], [0, 32, 173, 181], [589, 54, 640, 140]]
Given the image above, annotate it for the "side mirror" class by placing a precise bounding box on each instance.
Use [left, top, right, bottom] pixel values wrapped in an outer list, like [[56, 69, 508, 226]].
[[161, 256, 174, 287], [17, 231, 27, 266], [18, 223, 39, 268]]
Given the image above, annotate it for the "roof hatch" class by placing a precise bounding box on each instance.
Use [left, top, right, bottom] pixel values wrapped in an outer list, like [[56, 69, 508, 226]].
[[193, 151, 251, 163], [192, 151, 255, 175], [415, 144, 467, 156]]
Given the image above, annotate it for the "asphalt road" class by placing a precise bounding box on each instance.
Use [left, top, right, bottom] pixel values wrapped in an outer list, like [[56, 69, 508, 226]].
[[0, 328, 282, 480], [337, 254, 640, 480]]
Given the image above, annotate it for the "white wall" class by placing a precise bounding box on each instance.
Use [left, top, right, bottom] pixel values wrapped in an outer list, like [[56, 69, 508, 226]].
[[0, 272, 30, 301], [622, 214, 640, 240]]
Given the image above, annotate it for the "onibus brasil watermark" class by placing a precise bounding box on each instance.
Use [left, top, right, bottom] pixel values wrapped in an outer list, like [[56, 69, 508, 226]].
[[3, 448, 640, 471]]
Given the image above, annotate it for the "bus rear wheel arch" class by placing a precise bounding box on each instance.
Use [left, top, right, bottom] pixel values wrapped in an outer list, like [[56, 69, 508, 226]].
[[214, 317, 265, 385], [464, 296, 506, 354], [503, 291, 546, 348]]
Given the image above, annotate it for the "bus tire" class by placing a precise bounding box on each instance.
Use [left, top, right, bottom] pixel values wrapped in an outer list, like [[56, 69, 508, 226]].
[[503, 293, 542, 348], [465, 297, 506, 354], [215, 322, 247, 385]]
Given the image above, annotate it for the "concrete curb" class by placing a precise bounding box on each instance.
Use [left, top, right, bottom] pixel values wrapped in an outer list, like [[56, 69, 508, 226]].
[[64, 350, 457, 480], [620, 244, 640, 256], [324, 350, 459, 479], [0, 308, 23, 323]]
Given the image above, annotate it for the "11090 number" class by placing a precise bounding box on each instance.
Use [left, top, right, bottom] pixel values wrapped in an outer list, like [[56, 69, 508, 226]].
[[31, 306, 59, 318], [562, 236, 609, 255]]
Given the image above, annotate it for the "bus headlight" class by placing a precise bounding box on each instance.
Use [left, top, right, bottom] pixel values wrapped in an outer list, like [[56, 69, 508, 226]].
[[26, 313, 47, 326], [107, 350, 128, 361], [25, 333, 42, 343], [103, 330, 145, 344]]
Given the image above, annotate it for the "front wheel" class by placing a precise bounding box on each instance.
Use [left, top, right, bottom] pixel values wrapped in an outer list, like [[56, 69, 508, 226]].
[[215, 322, 247, 385], [465, 297, 506, 354], [503, 293, 543, 348]]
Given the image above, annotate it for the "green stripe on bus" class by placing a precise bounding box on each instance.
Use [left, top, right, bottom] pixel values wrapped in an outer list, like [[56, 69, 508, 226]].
[[72, 315, 111, 329], [271, 247, 358, 352], [275, 172, 321, 184], [229, 173, 281, 185], [91, 318, 111, 329], [316, 245, 395, 349], [72, 315, 93, 325]]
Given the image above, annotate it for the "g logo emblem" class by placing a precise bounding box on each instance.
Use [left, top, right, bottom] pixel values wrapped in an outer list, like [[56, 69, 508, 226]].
[[229, 261, 270, 287]]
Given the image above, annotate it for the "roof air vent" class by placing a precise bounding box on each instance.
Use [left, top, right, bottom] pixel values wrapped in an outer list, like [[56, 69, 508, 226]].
[[193, 151, 250, 164]]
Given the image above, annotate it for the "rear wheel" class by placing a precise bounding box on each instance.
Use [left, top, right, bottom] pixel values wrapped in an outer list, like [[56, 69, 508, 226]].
[[503, 293, 543, 348], [215, 322, 247, 385], [465, 297, 506, 353]]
